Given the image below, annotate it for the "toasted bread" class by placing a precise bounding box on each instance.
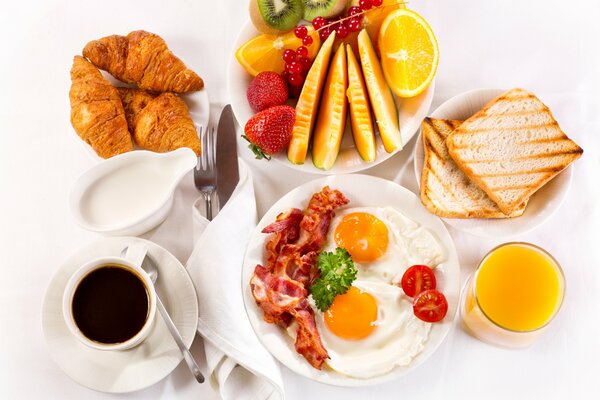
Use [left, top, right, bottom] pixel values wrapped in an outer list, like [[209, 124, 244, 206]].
[[446, 88, 583, 215], [420, 118, 527, 218]]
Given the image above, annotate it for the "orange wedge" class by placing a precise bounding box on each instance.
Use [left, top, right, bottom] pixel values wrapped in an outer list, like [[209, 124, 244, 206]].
[[235, 27, 321, 77], [378, 9, 439, 97]]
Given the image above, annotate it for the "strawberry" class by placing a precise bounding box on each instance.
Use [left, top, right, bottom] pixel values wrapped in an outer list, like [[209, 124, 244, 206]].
[[243, 105, 295, 160], [247, 71, 289, 112]]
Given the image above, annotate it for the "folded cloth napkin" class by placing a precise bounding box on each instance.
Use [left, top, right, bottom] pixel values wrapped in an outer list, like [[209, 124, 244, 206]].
[[186, 159, 284, 400]]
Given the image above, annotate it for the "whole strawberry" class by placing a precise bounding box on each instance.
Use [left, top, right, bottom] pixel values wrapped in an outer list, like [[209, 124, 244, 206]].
[[247, 71, 289, 112], [243, 105, 296, 160]]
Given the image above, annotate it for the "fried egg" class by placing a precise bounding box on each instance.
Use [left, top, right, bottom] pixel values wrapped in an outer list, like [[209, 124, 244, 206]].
[[322, 207, 445, 285], [300, 207, 445, 378], [305, 280, 431, 378]]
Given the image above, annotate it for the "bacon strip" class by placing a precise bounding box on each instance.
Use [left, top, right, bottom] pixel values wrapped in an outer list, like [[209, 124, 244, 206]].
[[263, 208, 303, 269], [249, 186, 349, 369]]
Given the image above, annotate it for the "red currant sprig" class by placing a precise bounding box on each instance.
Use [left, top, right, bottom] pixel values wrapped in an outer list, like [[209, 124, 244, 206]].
[[280, 29, 316, 97], [312, 0, 391, 41]]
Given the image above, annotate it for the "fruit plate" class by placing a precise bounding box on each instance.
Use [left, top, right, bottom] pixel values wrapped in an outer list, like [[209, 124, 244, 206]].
[[79, 75, 210, 162], [413, 88, 574, 237], [228, 20, 435, 175], [241, 174, 460, 386]]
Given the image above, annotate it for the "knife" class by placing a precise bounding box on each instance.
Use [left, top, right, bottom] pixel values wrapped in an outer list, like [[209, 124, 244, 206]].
[[215, 104, 240, 212]]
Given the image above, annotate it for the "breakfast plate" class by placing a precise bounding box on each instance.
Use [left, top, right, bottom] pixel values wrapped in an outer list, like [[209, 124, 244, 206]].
[[413, 88, 573, 237], [227, 20, 435, 175], [42, 236, 198, 393], [80, 80, 210, 162], [241, 174, 460, 386]]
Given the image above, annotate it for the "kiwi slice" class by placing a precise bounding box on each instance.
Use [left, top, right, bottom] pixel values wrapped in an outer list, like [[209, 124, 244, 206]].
[[303, 0, 346, 22], [253, 0, 303, 33]]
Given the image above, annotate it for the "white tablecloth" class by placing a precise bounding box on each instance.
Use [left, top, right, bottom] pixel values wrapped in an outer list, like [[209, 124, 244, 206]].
[[1, 0, 599, 398]]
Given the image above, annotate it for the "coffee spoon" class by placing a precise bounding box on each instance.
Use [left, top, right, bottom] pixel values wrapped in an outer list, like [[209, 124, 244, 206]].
[[121, 247, 205, 383]]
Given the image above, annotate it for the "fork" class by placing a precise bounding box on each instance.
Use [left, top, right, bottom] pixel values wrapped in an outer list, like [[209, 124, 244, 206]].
[[194, 125, 217, 220]]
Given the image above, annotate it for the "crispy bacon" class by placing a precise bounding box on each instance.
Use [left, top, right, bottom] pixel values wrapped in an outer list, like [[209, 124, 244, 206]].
[[292, 299, 329, 369], [263, 208, 303, 269], [296, 187, 349, 255], [249, 186, 349, 369]]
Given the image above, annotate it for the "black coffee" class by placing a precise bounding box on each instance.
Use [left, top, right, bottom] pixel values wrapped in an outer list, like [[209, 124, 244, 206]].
[[72, 265, 149, 344]]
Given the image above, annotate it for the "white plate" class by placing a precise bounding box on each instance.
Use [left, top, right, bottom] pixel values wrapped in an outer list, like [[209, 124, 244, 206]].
[[227, 21, 435, 175], [42, 237, 198, 393], [81, 76, 210, 162], [413, 88, 573, 237], [241, 174, 460, 386]]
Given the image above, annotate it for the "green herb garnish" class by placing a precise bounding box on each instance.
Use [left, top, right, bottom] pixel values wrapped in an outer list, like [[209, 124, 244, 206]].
[[310, 248, 357, 312]]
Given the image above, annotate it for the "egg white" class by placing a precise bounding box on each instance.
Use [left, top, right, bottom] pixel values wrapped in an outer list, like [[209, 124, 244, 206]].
[[309, 280, 431, 379], [322, 206, 445, 285]]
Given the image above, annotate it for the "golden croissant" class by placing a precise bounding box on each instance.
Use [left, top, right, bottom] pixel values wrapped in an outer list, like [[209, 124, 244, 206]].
[[83, 30, 204, 93], [134, 93, 201, 155], [69, 56, 133, 158], [117, 87, 157, 132]]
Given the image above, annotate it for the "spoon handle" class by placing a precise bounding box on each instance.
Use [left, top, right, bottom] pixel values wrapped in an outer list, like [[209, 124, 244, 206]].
[[156, 295, 205, 383]]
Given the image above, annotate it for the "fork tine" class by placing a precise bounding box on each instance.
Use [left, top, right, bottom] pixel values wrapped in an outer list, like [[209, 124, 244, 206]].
[[201, 126, 208, 171], [196, 126, 204, 170], [207, 126, 216, 170]]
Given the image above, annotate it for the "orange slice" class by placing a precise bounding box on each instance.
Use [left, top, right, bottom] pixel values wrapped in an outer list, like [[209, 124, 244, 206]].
[[235, 28, 321, 77], [378, 9, 439, 97]]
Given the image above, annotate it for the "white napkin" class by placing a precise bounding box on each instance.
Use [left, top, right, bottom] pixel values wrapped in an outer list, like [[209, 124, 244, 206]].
[[186, 159, 284, 400]]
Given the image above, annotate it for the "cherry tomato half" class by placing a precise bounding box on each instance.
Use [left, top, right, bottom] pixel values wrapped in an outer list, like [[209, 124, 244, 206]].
[[401, 265, 437, 297], [413, 289, 448, 323]]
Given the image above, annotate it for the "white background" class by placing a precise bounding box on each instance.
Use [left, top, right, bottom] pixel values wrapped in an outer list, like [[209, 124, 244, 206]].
[[1, 0, 599, 399]]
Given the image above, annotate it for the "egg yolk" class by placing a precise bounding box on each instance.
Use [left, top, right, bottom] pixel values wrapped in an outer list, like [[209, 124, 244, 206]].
[[334, 212, 389, 263], [325, 286, 378, 340]]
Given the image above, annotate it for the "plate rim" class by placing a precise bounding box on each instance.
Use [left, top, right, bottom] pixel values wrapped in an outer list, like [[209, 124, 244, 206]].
[[41, 236, 199, 393], [227, 19, 435, 175], [241, 174, 460, 386], [412, 87, 574, 238]]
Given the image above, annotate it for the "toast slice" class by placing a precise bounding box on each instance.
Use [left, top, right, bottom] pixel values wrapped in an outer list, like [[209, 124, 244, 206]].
[[446, 88, 583, 215], [420, 118, 527, 218]]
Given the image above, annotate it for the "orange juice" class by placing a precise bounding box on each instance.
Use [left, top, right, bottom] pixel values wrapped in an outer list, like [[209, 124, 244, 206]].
[[461, 243, 565, 347]]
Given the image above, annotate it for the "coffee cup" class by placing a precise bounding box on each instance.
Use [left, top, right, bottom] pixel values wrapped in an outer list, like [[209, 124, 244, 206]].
[[62, 243, 156, 350]]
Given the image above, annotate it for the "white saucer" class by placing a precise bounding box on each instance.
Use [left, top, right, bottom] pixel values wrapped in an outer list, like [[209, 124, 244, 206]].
[[413, 88, 574, 237], [42, 237, 198, 393]]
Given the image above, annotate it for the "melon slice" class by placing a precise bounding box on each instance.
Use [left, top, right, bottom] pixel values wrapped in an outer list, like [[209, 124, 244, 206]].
[[346, 44, 376, 162], [287, 33, 336, 164], [312, 45, 348, 170], [357, 29, 401, 153]]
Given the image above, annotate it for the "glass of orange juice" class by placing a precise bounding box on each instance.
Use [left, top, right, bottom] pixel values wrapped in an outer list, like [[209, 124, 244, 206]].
[[461, 242, 565, 348]]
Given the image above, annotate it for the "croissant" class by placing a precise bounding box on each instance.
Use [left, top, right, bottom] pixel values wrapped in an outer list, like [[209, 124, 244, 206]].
[[69, 56, 133, 158], [83, 30, 204, 93], [117, 87, 157, 132], [134, 93, 201, 155]]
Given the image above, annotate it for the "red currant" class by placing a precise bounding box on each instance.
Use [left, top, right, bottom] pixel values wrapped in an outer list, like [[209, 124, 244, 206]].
[[348, 5, 362, 16], [319, 27, 332, 41], [289, 84, 302, 98], [294, 25, 308, 39], [288, 73, 303, 87], [359, 0, 372, 10], [372, 0, 383, 6], [312, 16, 326, 30], [302, 35, 313, 46], [283, 49, 297, 64], [336, 23, 349, 39], [281, 71, 291, 81], [286, 61, 303, 75], [296, 46, 308, 58], [348, 18, 361, 32], [298, 57, 311, 72]]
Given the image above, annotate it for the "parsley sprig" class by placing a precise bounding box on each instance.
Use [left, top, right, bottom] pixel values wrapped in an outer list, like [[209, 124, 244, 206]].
[[310, 248, 357, 312]]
